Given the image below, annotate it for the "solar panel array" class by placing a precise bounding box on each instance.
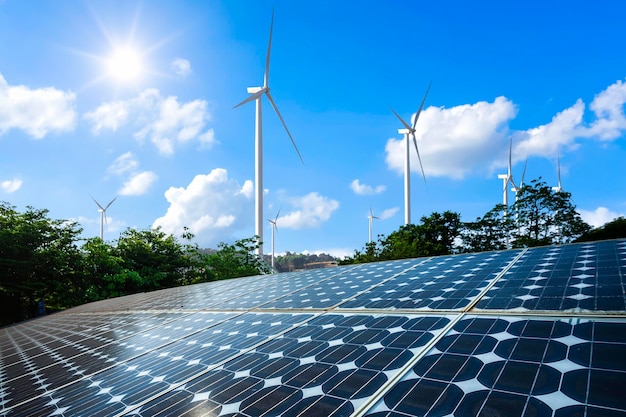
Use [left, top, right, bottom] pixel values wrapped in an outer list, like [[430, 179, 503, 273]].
[[1, 239, 625, 417]]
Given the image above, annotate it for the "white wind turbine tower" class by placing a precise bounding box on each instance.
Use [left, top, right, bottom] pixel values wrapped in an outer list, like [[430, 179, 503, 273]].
[[552, 152, 563, 193], [267, 209, 280, 270], [234, 9, 303, 256], [368, 207, 380, 243], [497, 138, 517, 213], [391, 82, 431, 225], [92, 197, 117, 240]]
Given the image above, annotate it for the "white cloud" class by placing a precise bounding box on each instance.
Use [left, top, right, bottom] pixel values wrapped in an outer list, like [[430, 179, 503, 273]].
[[172, 58, 192, 78], [118, 171, 158, 196], [578, 207, 625, 228], [512, 79, 626, 163], [152, 168, 254, 246], [1, 178, 22, 193], [350, 179, 385, 195], [278, 192, 339, 229], [385, 96, 517, 179], [0, 74, 76, 138], [514, 100, 585, 159], [108, 152, 139, 176], [379, 207, 399, 220], [584, 79, 626, 140], [302, 248, 353, 259], [385, 79, 626, 180], [84, 88, 214, 155], [84, 100, 129, 134]]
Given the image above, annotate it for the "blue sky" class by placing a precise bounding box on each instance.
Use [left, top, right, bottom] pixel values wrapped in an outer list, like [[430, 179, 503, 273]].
[[1, 0, 625, 258]]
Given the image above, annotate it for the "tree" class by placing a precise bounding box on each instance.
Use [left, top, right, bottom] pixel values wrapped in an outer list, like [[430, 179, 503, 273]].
[[0, 202, 85, 324], [510, 179, 591, 247], [81, 237, 131, 301], [380, 211, 462, 259], [459, 204, 514, 253], [114, 227, 197, 292], [575, 216, 626, 242], [341, 211, 462, 264], [195, 236, 271, 282]]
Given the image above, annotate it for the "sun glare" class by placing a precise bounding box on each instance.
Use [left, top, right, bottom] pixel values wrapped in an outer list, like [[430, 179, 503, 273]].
[[106, 47, 143, 82]]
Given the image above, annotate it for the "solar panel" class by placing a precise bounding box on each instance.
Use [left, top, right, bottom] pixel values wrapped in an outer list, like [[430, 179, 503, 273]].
[[1, 239, 625, 417], [340, 250, 522, 311], [476, 240, 626, 312], [364, 315, 626, 417]]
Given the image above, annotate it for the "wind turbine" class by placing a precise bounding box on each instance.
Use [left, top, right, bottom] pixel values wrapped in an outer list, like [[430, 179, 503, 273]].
[[497, 138, 517, 211], [552, 152, 563, 193], [267, 208, 280, 270], [368, 207, 380, 243], [92, 197, 117, 240], [391, 81, 431, 225], [234, 9, 303, 256]]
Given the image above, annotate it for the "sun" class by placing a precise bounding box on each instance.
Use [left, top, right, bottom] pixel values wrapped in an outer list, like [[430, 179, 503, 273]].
[[106, 47, 143, 83]]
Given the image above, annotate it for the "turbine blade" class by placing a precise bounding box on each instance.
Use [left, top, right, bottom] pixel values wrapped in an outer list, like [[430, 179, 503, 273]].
[[233, 89, 266, 109], [266, 91, 304, 163], [411, 81, 432, 131], [105, 196, 117, 210], [274, 207, 281, 222], [521, 157, 528, 186], [264, 8, 275, 88], [557, 152, 561, 185], [412, 134, 427, 183], [508, 137, 513, 176], [92, 197, 105, 211], [391, 108, 412, 131]]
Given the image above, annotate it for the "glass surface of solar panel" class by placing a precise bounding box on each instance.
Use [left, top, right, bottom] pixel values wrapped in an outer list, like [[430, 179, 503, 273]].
[[3, 312, 313, 416], [476, 240, 626, 312], [364, 314, 626, 417], [2, 239, 626, 417], [341, 250, 521, 310], [258, 259, 425, 310], [124, 313, 453, 417]]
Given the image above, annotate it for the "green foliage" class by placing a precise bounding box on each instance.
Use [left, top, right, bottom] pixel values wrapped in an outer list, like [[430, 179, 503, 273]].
[[459, 204, 514, 253], [195, 236, 271, 282], [510, 179, 591, 247], [271, 252, 336, 272], [341, 211, 462, 264], [0, 202, 84, 324], [115, 227, 196, 291], [575, 217, 626, 242], [0, 200, 273, 325]]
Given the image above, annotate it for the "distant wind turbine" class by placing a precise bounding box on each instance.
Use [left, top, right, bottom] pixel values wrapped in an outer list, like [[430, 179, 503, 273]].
[[552, 152, 563, 193], [368, 207, 380, 243], [234, 9, 303, 256], [267, 208, 280, 270], [497, 138, 517, 212], [92, 197, 117, 240], [391, 81, 431, 225]]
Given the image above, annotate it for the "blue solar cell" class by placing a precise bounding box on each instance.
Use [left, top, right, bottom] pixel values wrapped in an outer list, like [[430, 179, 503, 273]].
[[364, 315, 626, 417], [340, 250, 521, 310], [476, 240, 626, 312]]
